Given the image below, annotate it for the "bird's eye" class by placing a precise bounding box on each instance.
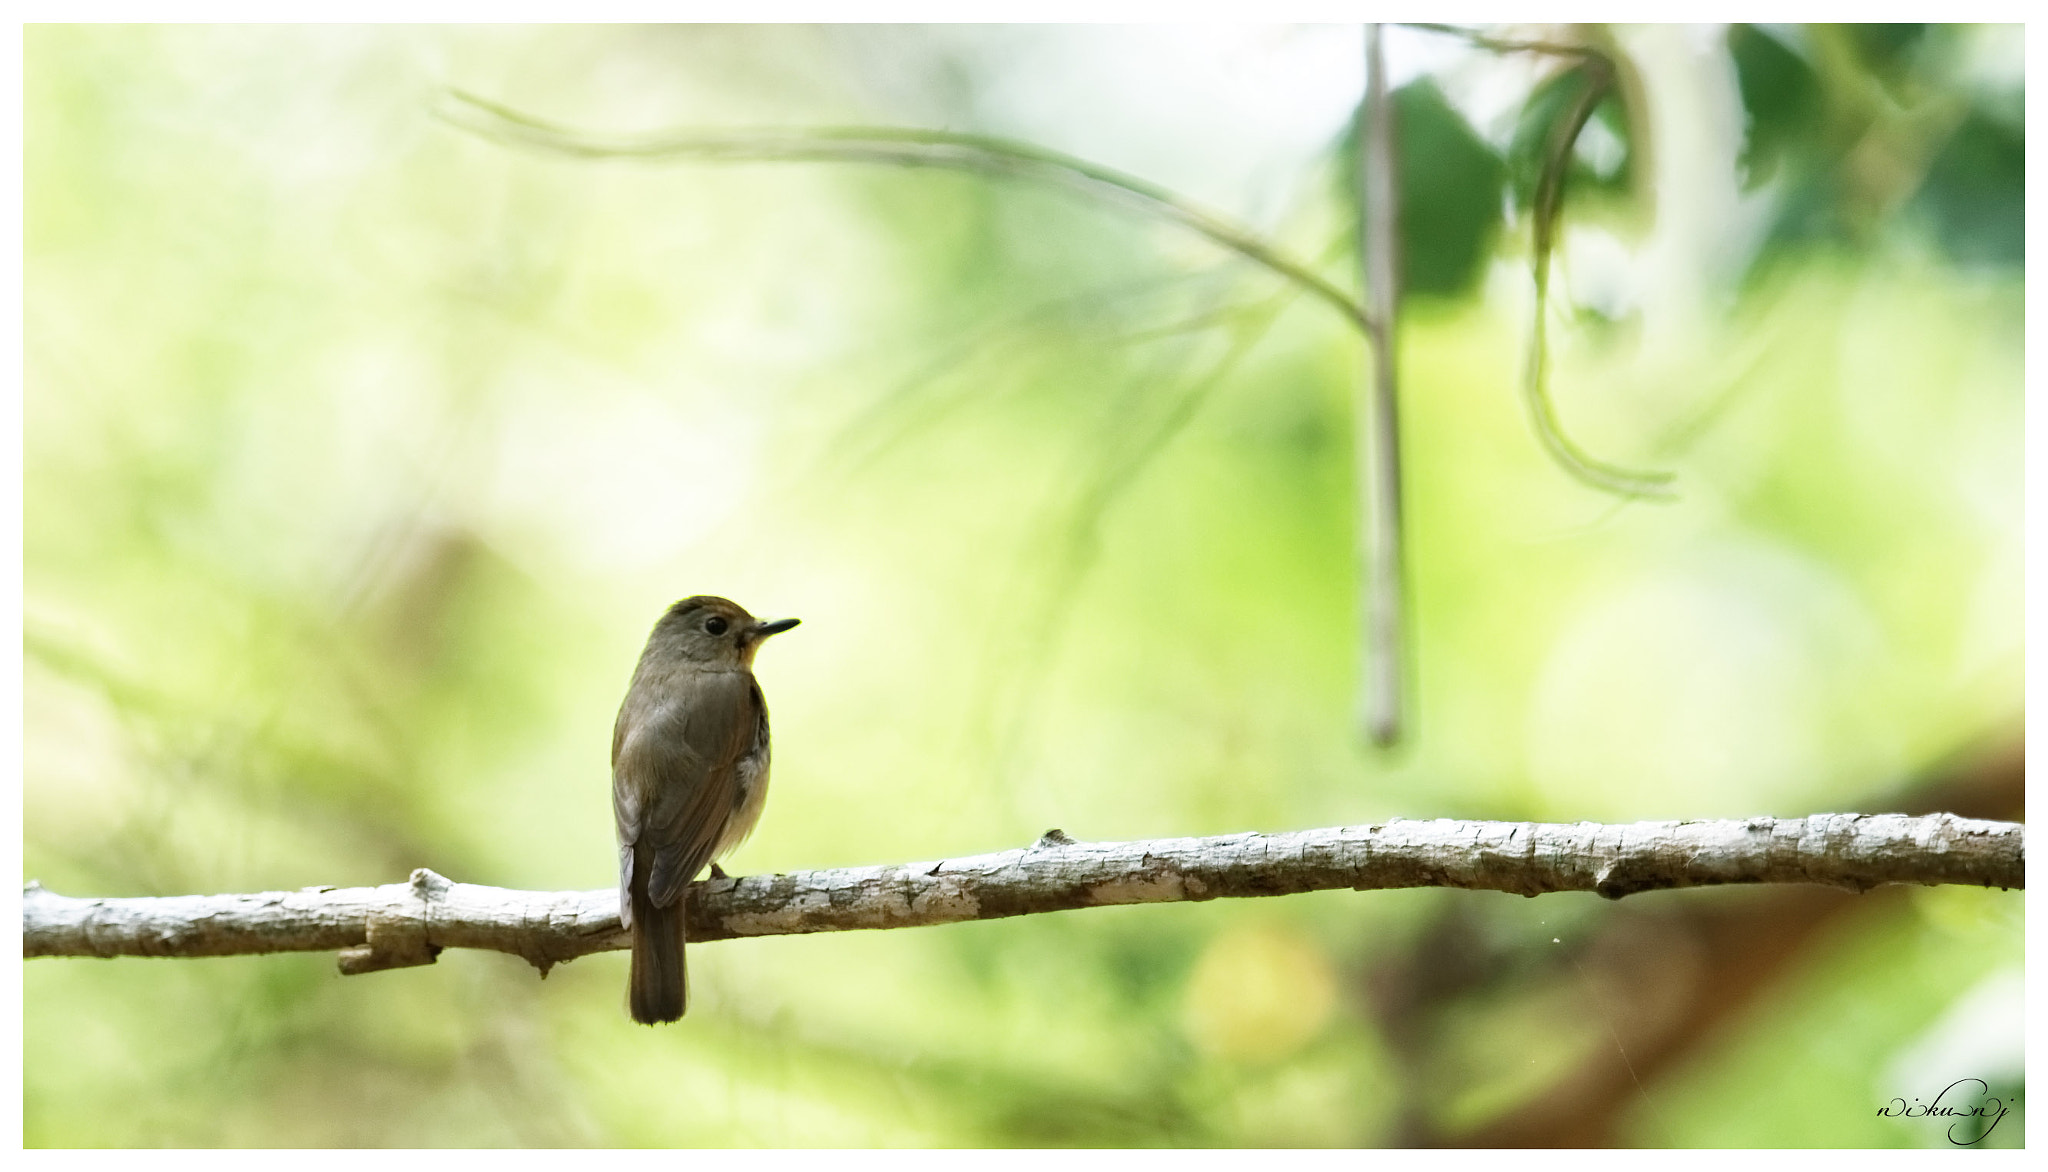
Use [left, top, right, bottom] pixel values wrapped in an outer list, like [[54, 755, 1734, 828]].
[[704, 616, 729, 636]]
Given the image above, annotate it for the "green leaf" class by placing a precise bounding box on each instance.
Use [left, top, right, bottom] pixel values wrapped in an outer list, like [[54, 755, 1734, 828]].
[[1391, 79, 1506, 299], [1910, 109, 2025, 270], [1728, 24, 1824, 189]]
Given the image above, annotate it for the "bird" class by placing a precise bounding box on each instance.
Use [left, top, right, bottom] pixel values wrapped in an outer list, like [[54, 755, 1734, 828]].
[[612, 595, 798, 1024]]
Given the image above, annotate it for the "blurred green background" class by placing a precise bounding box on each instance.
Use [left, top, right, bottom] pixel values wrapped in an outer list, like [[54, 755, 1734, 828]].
[[23, 24, 2022, 1147]]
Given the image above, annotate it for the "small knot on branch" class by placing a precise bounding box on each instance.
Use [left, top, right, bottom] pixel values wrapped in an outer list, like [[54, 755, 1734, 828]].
[[410, 868, 454, 897], [339, 871, 449, 975]]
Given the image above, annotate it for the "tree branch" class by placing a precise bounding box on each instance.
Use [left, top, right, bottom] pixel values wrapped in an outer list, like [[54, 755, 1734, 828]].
[[1403, 22, 1608, 62], [23, 815, 2022, 977], [434, 90, 1376, 340]]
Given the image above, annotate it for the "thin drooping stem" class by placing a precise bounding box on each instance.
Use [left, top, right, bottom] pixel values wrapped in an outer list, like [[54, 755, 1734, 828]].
[[435, 90, 1376, 340], [1403, 22, 1607, 61], [1405, 24, 1676, 500], [1524, 59, 1677, 500], [24, 814, 2024, 975]]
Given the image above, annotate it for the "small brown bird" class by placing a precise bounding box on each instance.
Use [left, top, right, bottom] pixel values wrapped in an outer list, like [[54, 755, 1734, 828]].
[[612, 595, 798, 1024]]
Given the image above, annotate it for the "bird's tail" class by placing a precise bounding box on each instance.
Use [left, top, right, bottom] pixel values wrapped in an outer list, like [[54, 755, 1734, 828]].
[[629, 885, 686, 1024]]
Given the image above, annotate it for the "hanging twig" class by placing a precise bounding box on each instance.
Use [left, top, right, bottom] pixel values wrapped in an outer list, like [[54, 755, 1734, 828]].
[[1358, 23, 1409, 747]]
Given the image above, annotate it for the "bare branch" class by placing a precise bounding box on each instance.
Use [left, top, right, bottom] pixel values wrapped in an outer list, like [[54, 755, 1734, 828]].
[[434, 90, 1376, 341], [24, 815, 2022, 977]]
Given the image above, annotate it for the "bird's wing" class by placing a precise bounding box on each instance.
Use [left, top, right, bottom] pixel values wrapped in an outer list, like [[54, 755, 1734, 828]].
[[612, 670, 760, 910]]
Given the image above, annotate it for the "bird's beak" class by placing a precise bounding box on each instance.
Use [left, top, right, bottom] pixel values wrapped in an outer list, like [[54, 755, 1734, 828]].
[[752, 617, 800, 638]]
